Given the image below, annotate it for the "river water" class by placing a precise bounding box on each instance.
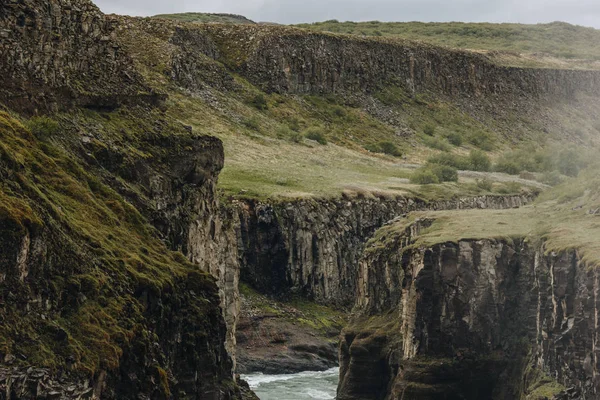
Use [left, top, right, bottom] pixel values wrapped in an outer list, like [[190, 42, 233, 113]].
[[242, 368, 339, 400]]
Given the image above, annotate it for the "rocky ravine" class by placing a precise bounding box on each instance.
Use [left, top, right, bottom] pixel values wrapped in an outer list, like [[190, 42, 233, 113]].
[[339, 218, 597, 399], [0, 0, 251, 398], [231, 194, 534, 374]]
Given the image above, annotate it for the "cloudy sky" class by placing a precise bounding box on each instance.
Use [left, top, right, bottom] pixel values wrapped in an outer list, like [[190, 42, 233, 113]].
[[94, 0, 600, 28]]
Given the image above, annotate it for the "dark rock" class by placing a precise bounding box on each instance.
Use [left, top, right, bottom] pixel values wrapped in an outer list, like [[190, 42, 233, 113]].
[[339, 225, 600, 399]]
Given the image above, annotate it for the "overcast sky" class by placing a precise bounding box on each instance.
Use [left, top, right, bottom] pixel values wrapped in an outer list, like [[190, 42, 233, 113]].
[[94, 0, 600, 28]]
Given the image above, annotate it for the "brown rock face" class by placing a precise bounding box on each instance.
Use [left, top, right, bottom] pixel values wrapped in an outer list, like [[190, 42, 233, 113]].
[[0, 0, 162, 113], [196, 25, 600, 105], [235, 195, 533, 308], [339, 225, 599, 399]]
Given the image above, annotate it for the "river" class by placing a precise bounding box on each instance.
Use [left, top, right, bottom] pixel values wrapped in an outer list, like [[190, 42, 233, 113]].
[[242, 368, 339, 400]]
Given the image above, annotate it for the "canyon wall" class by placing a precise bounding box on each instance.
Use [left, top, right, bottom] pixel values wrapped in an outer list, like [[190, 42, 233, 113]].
[[0, 0, 163, 114], [160, 24, 600, 108], [0, 0, 249, 397], [235, 195, 532, 308], [338, 220, 598, 399]]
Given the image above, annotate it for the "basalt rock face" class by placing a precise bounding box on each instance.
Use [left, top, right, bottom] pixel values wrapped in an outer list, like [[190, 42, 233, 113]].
[[111, 20, 600, 113], [0, 110, 247, 399], [0, 0, 162, 114], [77, 112, 241, 366], [339, 222, 599, 399], [236, 195, 532, 308], [197, 25, 600, 105]]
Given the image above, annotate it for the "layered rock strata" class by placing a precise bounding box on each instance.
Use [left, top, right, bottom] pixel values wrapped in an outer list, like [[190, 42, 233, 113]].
[[338, 219, 597, 399]]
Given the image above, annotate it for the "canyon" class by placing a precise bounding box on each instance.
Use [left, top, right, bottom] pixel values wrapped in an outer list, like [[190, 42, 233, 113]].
[[1, 1, 600, 399]]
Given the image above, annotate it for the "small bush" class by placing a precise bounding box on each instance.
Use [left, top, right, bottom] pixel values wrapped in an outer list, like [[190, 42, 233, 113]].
[[249, 94, 268, 110], [495, 160, 521, 175], [410, 168, 440, 185], [304, 127, 328, 145], [27, 116, 60, 140], [445, 131, 463, 146], [423, 124, 436, 136], [276, 125, 294, 139], [379, 141, 402, 157], [476, 178, 493, 191], [557, 148, 580, 177], [287, 117, 303, 132], [541, 171, 565, 186], [366, 141, 402, 157], [429, 164, 459, 182], [242, 116, 261, 131], [290, 132, 304, 143], [495, 182, 522, 194], [427, 153, 470, 170], [331, 106, 347, 118], [467, 130, 495, 150], [468, 150, 492, 172], [423, 136, 451, 152]]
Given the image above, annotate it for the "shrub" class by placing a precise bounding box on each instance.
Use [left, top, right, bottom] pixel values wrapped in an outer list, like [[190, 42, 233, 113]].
[[287, 117, 303, 132], [467, 130, 494, 150], [331, 106, 347, 118], [290, 132, 304, 143], [495, 182, 522, 194], [495, 160, 521, 175], [427, 153, 470, 170], [445, 131, 463, 146], [27, 116, 60, 140], [541, 171, 565, 186], [276, 125, 294, 139], [423, 124, 436, 136], [304, 127, 328, 145], [249, 94, 268, 110], [379, 141, 402, 157], [476, 178, 493, 191], [410, 168, 440, 184], [468, 150, 492, 172], [423, 136, 451, 152], [429, 164, 459, 182], [557, 148, 581, 177], [366, 141, 402, 157], [242, 116, 261, 131]]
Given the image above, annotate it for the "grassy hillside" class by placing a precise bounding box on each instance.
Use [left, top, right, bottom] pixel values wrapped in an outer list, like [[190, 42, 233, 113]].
[[0, 110, 220, 375], [373, 162, 600, 267], [153, 12, 255, 24], [294, 21, 600, 61], [113, 18, 600, 202]]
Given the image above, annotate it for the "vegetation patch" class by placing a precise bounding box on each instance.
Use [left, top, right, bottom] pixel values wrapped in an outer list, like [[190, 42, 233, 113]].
[[294, 21, 600, 62]]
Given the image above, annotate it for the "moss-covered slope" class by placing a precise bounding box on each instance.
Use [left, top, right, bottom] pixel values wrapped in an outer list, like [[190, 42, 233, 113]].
[[0, 109, 250, 398]]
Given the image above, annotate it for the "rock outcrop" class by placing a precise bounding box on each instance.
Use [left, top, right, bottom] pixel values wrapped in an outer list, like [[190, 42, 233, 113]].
[[235, 195, 533, 308], [0, 108, 247, 399], [0, 0, 162, 114], [338, 218, 598, 399], [217, 26, 600, 103]]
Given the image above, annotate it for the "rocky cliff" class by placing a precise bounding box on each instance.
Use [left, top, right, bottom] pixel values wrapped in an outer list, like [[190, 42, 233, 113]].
[[235, 195, 533, 308], [339, 218, 598, 399], [0, 109, 253, 399], [0, 0, 251, 397], [205, 25, 600, 102], [110, 18, 600, 133], [0, 0, 163, 114]]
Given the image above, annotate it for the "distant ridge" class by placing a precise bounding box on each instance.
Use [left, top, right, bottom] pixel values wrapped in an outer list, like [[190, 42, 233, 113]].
[[293, 20, 600, 61], [153, 12, 255, 25]]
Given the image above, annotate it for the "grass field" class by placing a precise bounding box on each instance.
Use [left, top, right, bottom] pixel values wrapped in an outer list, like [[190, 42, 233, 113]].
[[153, 12, 254, 24], [374, 163, 600, 267], [294, 21, 600, 62]]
